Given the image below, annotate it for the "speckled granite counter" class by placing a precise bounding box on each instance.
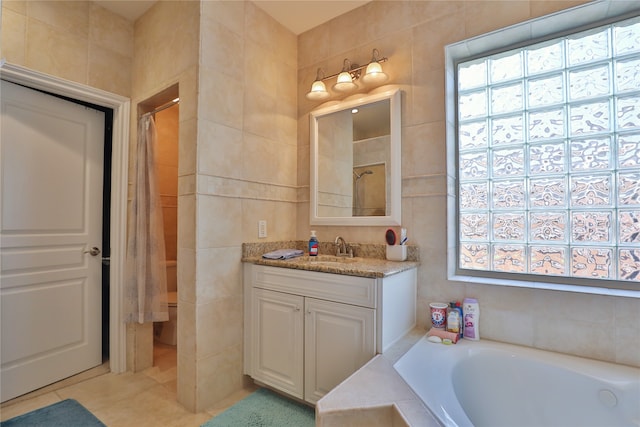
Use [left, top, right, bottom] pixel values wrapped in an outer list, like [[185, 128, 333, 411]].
[[242, 241, 419, 279]]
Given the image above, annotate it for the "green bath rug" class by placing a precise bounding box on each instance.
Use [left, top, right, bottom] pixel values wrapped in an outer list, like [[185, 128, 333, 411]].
[[202, 388, 315, 427], [1, 399, 105, 427]]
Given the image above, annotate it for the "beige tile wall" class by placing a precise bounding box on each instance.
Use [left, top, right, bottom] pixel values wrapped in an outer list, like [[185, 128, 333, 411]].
[[131, 0, 201, 410], [297, 0, 640, 368], [1, 0, 133, 96], [194, 0, 297, 411]]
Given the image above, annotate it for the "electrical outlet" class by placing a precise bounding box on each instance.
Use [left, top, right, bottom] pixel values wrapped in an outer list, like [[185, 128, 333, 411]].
[[258, 220, 267, 238]]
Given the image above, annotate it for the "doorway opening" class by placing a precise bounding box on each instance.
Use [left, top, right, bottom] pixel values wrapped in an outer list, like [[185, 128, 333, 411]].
[[138, 84, 179, 380]]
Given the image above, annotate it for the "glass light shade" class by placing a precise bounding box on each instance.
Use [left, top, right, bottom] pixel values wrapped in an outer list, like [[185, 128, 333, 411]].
[[332, 71, 357, 92], [361, 61, 388, 85], [306, 80, 330, 100]]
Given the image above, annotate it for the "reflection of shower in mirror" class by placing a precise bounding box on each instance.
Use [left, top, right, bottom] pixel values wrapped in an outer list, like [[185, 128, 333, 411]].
[[353, 165, 384, 217], [353, 169, 373, 180]]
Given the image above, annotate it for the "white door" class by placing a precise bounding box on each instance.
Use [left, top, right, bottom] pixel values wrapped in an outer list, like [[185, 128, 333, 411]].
[[0, 80, 104, 402]]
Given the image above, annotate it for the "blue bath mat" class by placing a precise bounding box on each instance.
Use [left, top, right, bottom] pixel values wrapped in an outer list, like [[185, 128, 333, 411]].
[[202, 388, 315, 427], [1, 398, 105, 426]]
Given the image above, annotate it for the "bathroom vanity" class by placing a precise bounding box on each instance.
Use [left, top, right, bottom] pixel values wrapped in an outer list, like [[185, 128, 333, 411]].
[[242, 256, 417, 405], [242, 87, 413, 405]]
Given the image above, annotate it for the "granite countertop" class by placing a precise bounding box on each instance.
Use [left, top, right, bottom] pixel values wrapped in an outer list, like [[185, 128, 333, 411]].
[[242, 241, 419, 279], [243, 254, 419, 278]]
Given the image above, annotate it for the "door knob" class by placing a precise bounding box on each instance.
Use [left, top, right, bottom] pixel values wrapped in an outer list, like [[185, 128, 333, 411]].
[[84, 247, 101, 256]]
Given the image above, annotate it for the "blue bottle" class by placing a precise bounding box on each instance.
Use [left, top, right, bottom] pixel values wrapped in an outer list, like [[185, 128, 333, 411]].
[[309, 230, 318, 256]]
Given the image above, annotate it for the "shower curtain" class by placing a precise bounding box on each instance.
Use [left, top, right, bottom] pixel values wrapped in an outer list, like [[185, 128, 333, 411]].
[[124, 115, 169, 324]]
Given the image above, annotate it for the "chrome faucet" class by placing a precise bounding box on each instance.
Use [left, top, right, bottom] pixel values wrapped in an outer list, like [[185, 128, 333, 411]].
[[334, 236, 352, 257]]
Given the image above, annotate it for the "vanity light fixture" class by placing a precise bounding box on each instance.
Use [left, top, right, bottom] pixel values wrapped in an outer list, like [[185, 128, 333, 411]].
[[305, 49, 389, 101]]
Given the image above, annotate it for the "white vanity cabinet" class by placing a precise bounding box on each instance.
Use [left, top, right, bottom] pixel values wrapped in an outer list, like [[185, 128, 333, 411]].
[[243, 263, 416, 405]]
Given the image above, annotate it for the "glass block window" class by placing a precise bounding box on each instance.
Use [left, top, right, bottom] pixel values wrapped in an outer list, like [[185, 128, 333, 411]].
[[457, 16, 640, 282]]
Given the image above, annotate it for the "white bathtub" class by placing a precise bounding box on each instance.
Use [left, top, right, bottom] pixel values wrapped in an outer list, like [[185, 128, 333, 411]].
[[394, 336, 640, 427]]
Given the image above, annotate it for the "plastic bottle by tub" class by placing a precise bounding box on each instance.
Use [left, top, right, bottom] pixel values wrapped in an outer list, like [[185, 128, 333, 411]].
[[454, 301, 464, 339], [462, 298, 480, 340], [309, 230, 318, 256], [446, 307, 460, 335]]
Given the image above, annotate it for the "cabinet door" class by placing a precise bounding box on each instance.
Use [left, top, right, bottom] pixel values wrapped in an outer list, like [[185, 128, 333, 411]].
[[251, 288, 304, 399], [304, 298, 375, 404]]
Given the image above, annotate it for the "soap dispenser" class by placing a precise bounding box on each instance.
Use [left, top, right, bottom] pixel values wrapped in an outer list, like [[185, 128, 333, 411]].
[[309, 230, 318, 256]]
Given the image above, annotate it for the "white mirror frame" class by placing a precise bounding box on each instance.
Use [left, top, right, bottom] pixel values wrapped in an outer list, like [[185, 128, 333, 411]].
[[310, 88, 401, 226]]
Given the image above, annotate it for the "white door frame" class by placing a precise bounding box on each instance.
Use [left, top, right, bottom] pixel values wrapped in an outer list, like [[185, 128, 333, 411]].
[[0, 62, 129, 374]]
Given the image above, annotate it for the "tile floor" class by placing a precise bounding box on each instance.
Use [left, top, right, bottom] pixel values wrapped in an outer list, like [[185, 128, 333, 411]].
[[0, 343, 258, 427]]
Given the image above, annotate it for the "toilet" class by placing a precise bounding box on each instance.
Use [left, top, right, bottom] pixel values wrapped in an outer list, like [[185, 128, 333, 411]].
[[154, 260, 178, 346], [155, 291, 177, 346]]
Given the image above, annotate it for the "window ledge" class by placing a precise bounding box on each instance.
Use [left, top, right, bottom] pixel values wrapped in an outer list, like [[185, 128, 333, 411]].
[[448, 273, 640, 298]]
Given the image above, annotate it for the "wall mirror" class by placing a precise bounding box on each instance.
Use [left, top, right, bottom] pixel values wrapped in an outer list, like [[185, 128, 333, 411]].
[[310, 88, 401, 226]]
